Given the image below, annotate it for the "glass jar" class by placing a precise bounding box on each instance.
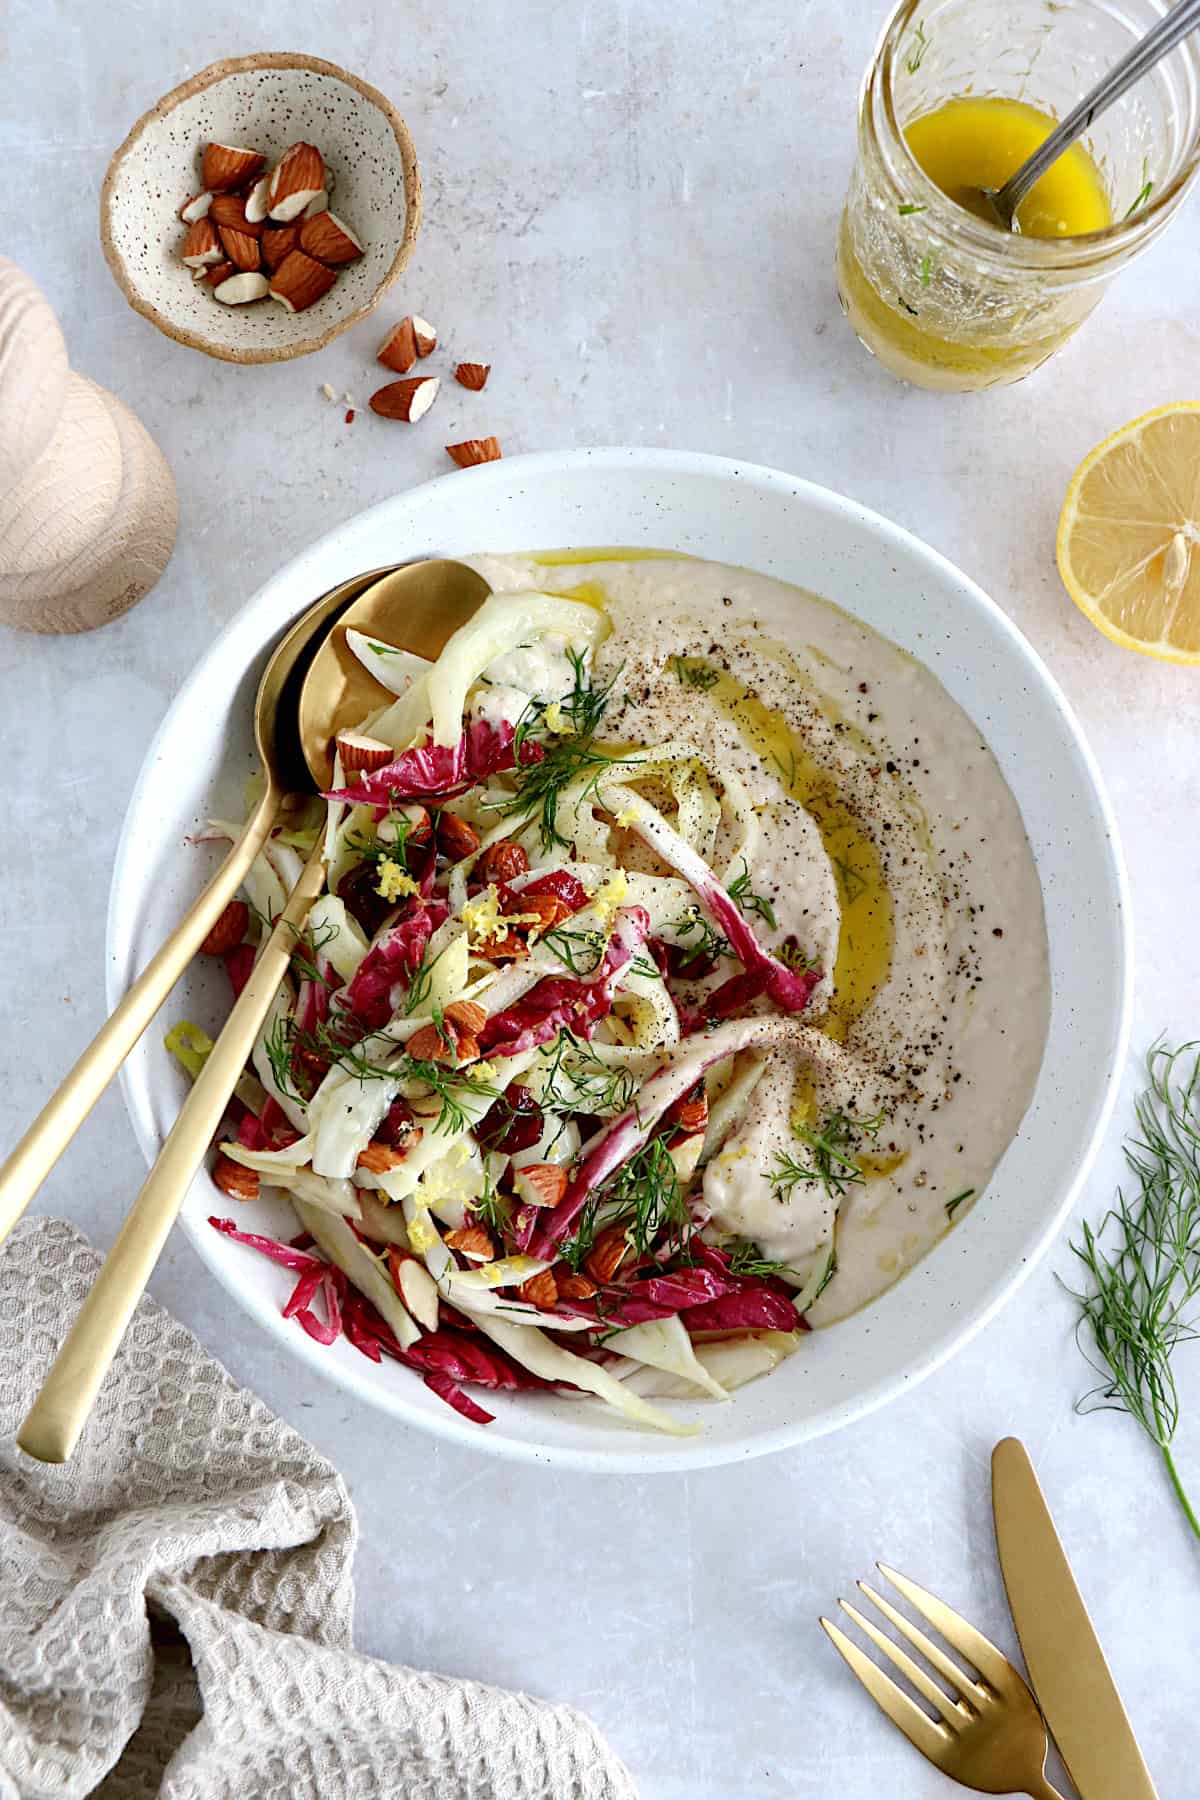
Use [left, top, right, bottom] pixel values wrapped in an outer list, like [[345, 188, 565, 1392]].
[[837, 0, 1200, 391]]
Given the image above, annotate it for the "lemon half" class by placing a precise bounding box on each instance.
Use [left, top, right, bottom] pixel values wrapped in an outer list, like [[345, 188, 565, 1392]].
[[1057, 403, 1200, 664]]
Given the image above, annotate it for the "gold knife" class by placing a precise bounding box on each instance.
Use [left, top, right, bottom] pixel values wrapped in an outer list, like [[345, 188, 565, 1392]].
[[992, 1437, 1159, 1800]]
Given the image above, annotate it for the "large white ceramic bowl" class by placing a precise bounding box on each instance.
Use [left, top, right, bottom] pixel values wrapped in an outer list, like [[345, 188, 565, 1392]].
[[109, 449, 1132, 1472]]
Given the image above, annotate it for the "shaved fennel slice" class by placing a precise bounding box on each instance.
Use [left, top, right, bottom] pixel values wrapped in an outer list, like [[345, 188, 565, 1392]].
[[473, 1316, 700, 1436], [605, 1315, 729, 1400], [671, 763, 722, 861], [252, 986, 309, 1133], [427, 591, 609, 747], [373, 1050, 538, 1201], [701, 1053, 768, 1164], [205, 820, 287, 924], [273, 1166, 361, 1220], [369, 675, 432, 753], [310, 1065, 401, 1179], [400, 1197, 594, 1332], [305, 895, 370, 984], [617, 1330, 802, 1398], [222, 1135, 313, 1173], [323, 751, 346, 868], [262, 836, 304, 896], [788, 1242, 838, 1318], [293, 1199, 419, 1348], [345, 628, 431, 699], [354, 1190, 412, 1247]]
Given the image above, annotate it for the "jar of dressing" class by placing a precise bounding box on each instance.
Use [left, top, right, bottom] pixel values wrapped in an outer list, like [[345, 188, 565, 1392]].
[[837, 0, 1200, 391]]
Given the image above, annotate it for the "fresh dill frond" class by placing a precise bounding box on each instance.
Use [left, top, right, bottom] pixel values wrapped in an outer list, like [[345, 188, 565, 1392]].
[[286, 916, 341, 989], [945, 1188, 974, 1220], [727, 859, 777, 930], [671, 905, 730, 966], [725, 1239, 797, 1279], [537, 1030, 639, 1117], [542, 924, 610, 976], [629, 953, 663, 981], [778, 938, 818, 973], [904, 20, 929, 72], [898, 201, 927, 216], [494, 652, 641, 850], [400, 1055, 503, 1135], [831, 855, 868, 906], [670, 655, 720, 691], [1124, 156, 1153, 220], [1068, 1039, 1200, 1542], [559, 1134, 691, 1273], [772, 1108, 884, 1205]]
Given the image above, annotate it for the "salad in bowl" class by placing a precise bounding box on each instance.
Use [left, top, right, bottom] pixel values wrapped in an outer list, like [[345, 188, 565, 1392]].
[[171, 548, 1048, 1436]]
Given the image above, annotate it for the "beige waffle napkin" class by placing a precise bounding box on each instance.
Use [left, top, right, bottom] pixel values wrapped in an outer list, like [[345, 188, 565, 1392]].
[[0, 1217, 638, 1800]]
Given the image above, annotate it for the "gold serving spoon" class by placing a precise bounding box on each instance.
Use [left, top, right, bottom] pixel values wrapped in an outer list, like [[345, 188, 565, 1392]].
[[17, 557, 490, 1463], [0, 567, 382, 1250]]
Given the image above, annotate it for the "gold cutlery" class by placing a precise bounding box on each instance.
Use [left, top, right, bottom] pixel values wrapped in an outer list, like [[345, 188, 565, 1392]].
[[16, 558, 489, 1463], [820, 1564, 1066, 1800], [993, 1437, 1158, 1800], [0, 567, 383, 1249]]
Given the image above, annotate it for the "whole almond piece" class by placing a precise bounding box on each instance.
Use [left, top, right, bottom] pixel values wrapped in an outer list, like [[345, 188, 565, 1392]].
[[454, 361, 491, 391], [299, 210, 364, 265], [261, 222, 302, 272], [376, 317, 418, 373], [202, 143, 266, 192], [445, 437, 502, 468], [213, 271, 270, 305], [268, 142, 325, 221], [219, 226, 262, 273], [180, 217, 222, 268], [203, 259, 237, 286], [369, 376, 440, 422], [268, 250, 337, 313]]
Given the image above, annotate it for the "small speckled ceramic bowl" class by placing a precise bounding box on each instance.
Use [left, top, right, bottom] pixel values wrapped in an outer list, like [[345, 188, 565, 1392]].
[[101, 53, 421, 364]]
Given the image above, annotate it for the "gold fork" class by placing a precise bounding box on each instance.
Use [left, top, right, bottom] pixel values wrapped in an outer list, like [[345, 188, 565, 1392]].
[[820, 1564, 1066, 1800]]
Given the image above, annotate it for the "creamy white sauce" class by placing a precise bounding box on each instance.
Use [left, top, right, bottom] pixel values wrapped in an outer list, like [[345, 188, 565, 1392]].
[[467, 552, 1050, 1325]]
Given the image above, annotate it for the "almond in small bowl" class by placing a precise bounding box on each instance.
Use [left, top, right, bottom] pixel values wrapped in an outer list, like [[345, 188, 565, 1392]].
[[101, 53, 421, 364]]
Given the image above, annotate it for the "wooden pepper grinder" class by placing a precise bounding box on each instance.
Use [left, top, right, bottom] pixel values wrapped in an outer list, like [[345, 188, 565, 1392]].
[[0, 258, 177, 633]]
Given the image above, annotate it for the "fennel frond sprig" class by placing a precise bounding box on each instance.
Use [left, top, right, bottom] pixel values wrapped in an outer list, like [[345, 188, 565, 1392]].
[[1069, 1039, 1200, 1544]]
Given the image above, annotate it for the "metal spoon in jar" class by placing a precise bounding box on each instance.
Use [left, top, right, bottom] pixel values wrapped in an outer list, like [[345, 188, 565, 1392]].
[[971, 0, 1200, 231], [16, 557, 490, 1463]]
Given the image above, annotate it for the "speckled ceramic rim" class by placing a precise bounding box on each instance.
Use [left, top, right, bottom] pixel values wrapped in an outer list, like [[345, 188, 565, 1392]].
[[107, 450, 1134, 1473], [99, 52, 421, 365]]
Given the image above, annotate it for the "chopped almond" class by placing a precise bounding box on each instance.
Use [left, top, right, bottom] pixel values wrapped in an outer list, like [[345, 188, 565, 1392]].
[[357, 1141, 410, 1174], [585, 1225, 630, 1286], [443, 999, 487, 1037], [555, 1269, 598, 1301], [406, 1022, 456, 1063], [376, 317, 419, 373], [212, 1154, 259, 1201], [519, 1268, 559, 1309], [445, 1224, 496, 1262], [454, 361, 491, 391], [436, 811, 481, 859], [512, 1162, 568, 1209], [477, 840, 529, 883], [200, 899, 249, 956], [446, 437, 502, 468]]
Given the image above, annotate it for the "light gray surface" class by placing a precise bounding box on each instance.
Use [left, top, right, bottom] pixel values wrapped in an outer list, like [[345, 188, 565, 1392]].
[[2, 4, 1197, 1796]]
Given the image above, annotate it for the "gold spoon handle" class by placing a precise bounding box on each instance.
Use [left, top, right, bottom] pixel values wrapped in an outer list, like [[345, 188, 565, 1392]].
[[0, 790, 282, 1249], [16, 839, 328, 1465]]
